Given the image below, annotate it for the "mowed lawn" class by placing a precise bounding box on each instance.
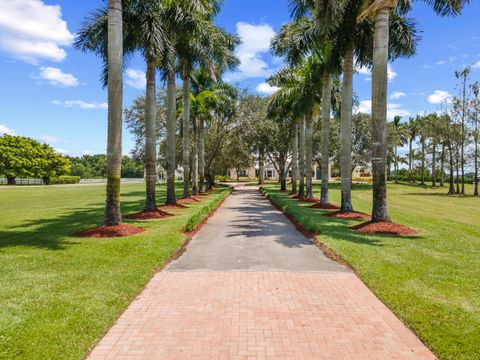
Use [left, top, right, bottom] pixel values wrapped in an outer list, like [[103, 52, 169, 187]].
[[0, 183, 229, 360], [263, 182, 480, 360]]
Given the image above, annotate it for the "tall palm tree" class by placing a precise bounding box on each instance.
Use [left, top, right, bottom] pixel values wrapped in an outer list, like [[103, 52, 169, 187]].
[[76, 1, 132, 225], [176, 16, 238, 199], [358, 0, 469, 222], [104, 0, 124, 225], [388, 116, 408, 183], [335, 1, 417, 211]]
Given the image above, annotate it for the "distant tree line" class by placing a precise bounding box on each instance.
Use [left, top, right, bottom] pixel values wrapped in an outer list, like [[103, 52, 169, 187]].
[[68, 155, 144, 179]]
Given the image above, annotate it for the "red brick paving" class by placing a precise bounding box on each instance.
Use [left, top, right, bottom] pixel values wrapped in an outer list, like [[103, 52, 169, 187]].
[[88, 272, 436, 360]]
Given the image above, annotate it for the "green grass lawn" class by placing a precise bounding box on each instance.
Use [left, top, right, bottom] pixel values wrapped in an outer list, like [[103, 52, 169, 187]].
[[262, 182, 480, 360], [0, 183, 230, 360]]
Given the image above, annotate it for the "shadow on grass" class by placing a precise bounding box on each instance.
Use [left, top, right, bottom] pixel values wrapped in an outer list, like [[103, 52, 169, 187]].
[[264, 188, 422, 248], [0, 188, 174, 251]]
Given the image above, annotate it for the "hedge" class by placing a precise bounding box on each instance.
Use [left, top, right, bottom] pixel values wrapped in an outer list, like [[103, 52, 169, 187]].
[[184, 186, 233, 232], [50, 176, 81, 184]]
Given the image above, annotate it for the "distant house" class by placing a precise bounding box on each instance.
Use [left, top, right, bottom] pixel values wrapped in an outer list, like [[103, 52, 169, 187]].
[[229, 161, 371, 182]]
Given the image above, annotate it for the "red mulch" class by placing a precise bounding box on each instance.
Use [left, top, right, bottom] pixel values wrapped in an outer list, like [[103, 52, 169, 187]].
[[73, 224, 145, 238], [351, 221, 417, 236], [158, 204, 189, 210], [309, 203, 341, 210], [177, 196, 201, 204], [126, 210, 173, 220], [297, 197, 319, 203], [323, 211, 370, 220]]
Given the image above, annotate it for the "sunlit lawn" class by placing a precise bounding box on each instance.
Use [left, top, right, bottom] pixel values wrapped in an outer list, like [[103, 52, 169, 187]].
[[0, 183, 229, 359], [263, 182, 480, 360]]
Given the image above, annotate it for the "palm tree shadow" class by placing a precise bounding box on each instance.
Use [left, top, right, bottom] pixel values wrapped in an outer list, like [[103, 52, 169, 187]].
[[0, 190, 161, 251]]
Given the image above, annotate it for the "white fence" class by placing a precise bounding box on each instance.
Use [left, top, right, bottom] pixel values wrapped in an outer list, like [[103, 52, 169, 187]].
[[0, 178, 44, 185]]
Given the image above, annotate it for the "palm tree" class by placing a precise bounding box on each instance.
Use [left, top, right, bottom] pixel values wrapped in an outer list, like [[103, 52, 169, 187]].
[[358, 0, 469, 222], [388, 116, 408, 183], [76, 1, 130, 225], [176, 16, 238, 199]]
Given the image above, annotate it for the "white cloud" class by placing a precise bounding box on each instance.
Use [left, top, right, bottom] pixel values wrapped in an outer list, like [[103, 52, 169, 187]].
[[0, 0, 74, 63], [427, 90, 452, 104], [387, 64, 397, 81], [125, 68, 146, 89], [83, 150, 94, 156], [355, 100, 410, 120], [473, 61, 480, 69], [390, 91, 406, 100], [387, 103, 410, 120], [52, 100, 108, 110], [356, 100, 372, 114], [224, 22, 277, 81], [54, 148, 69, 155], [40, 135, 59, 143], [256, 82, 279, 95], [0, 124, 16, 136], [37, 67, 78, 87], [355, 64, 397, 81]]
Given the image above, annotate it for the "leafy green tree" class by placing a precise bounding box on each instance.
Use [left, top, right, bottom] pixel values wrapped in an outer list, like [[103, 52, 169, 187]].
[[0, 135, 69, 184]]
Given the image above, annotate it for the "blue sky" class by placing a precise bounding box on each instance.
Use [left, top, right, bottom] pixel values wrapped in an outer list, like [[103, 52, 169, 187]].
[[0, 0, 479, 156]]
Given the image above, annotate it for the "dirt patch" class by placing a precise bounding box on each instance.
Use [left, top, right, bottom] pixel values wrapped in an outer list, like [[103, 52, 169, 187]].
[[73, 224, 145, 238], [159, 204, 189, 211], [126, 210, 173, 220], [323, 211, 370, 220], [309, 203, 341, 210], [351, 221, 417, 236], [177, 196, 201, 204]]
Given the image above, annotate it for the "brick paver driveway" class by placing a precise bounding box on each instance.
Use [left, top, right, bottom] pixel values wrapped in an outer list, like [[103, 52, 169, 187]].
[[88, 187, 435, 360]]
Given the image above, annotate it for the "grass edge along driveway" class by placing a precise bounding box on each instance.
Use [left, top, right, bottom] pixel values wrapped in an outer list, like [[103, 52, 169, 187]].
[[0, 183, 231, 360], [261, 183, 480, 360]]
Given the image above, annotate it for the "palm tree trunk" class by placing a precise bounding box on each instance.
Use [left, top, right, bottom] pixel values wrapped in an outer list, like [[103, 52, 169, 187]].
[[291, 121, 298, 194], [258, 146, 265, 185], [182, 74, 191, 199], [474, 116, 479, 196], [165, 60, 177, 205], [456, 147, 460, 194], [191, 117, 198, 195], [340, 46, 354, 212], [448, 142, 455, 195], [394, 146, 398, 184], [104, 0, 123, 226], [440, 143, 445, 187], [144, 57, 157, 211], [371, 7, 391, 223], [432, 142, 436, 187], [408, 138, 413, 182], [305, 110, 313, 199], [420, 139, 425, 185], [320, 71, 331, 206], [198, 118, 205, 193], [298, 117, 305, 197]]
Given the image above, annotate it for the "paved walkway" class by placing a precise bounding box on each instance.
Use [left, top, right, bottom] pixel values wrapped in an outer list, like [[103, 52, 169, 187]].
[[89, 187, 436, 360]]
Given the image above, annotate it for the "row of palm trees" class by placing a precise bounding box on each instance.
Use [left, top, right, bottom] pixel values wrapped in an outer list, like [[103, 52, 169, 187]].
[[267, 0, 468, 223], [76, 0, 238, 226]]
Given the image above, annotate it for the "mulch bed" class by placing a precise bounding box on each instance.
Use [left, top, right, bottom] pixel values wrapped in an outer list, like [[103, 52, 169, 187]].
[[351, 221, 417, 236], [177, 196, 201, 204], [309, 203, 341, 210], [73, 224, 145, 238], [323, 211, 370, 220], [158, 204, 189, 211], [297, 197, 319, 203], [126, 210, 173, 220]]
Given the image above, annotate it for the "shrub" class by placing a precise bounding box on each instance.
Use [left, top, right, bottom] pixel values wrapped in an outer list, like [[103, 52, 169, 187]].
[[50, 176, 81, 185], [184, 187, 233, 232]]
